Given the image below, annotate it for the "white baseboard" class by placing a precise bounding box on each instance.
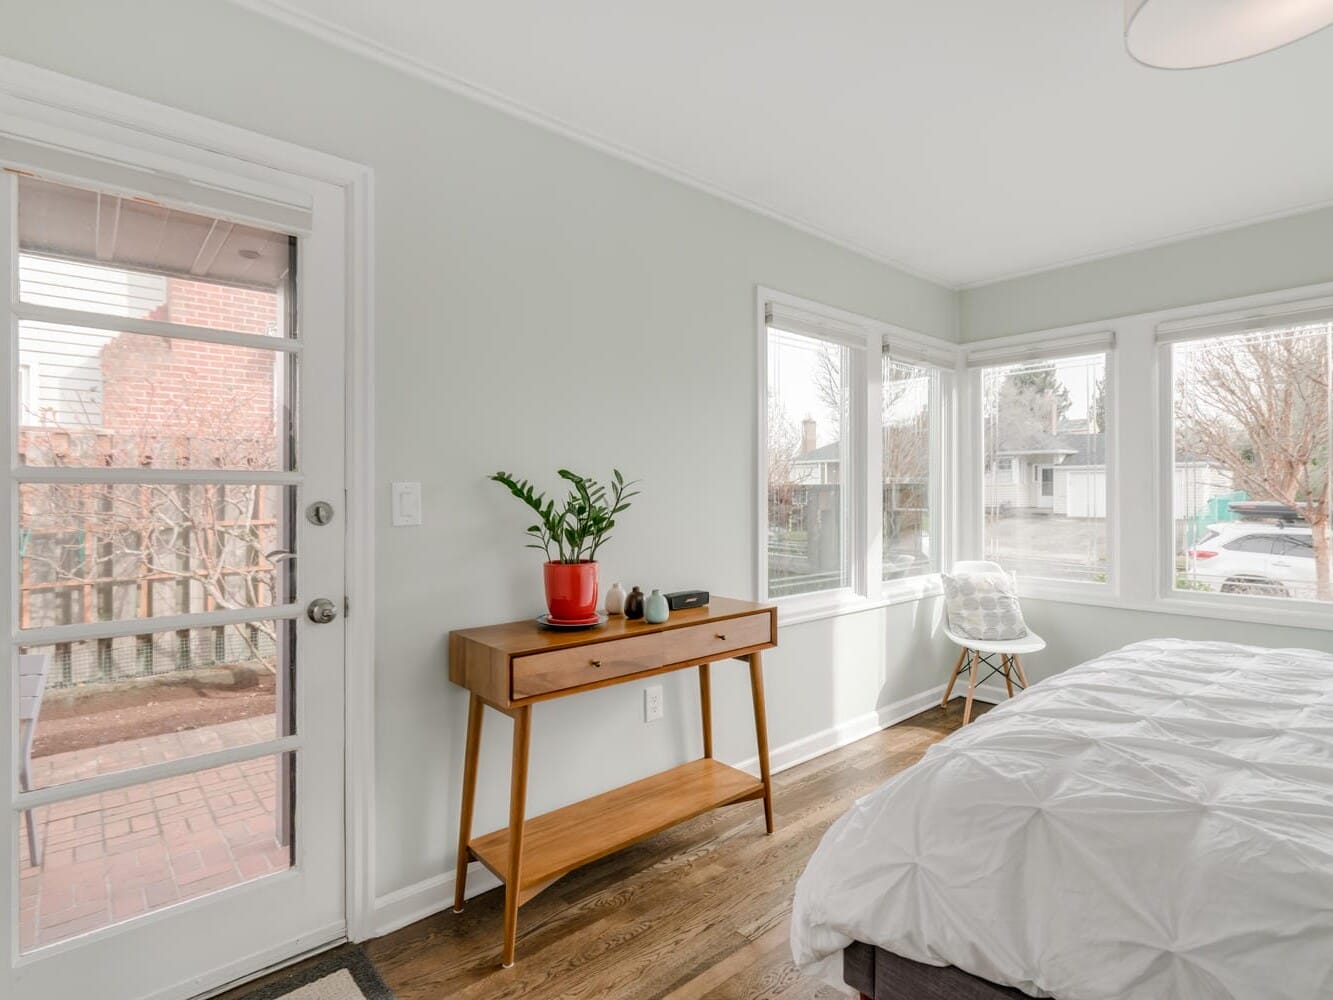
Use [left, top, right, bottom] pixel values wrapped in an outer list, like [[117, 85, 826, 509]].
[[367, 678, 1022, 939], [728, 681, 954, 777]]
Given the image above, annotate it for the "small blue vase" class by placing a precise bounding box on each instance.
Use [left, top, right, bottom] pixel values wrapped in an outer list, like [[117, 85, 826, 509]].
[[644, 589, 669, 624]]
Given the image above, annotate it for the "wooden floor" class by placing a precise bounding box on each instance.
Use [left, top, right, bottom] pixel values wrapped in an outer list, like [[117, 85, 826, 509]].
[[226, 701, 983, 1000]]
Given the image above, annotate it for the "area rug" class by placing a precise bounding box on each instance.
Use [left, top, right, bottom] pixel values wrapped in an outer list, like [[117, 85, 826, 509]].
[[237, 946, 394, 1000]]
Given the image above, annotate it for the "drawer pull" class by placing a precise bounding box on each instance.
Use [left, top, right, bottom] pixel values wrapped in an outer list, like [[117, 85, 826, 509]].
[[590, 659, 602, 668], [715, 633, 727, 640]]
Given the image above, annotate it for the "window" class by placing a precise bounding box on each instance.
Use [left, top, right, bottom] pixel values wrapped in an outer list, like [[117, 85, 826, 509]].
[[765, 324, 856, 599], [760, 292, 954, 608], [980, 352, 1109, 584], [1171, 322, 1330, 605], [883, 355, 940, 580]]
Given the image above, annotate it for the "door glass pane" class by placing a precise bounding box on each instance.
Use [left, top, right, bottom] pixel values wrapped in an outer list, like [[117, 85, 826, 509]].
[[17, 175, 294, 337], [17, 752, 294, 953], [17, 323, 293, 470], [18, 483, 292, 628], [981, 353, 1109, 583], [16, 620, 292, 792]]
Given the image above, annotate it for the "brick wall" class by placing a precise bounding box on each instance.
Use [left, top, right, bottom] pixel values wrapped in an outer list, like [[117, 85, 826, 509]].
[[98, 277, 280, 467]]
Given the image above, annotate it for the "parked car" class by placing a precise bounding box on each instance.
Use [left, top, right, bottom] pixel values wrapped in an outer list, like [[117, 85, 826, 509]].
[[1185, 522, 1318, 598]]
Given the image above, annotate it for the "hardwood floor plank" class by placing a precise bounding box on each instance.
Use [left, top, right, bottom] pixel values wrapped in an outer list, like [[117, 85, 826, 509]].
[[322, 702, 979, 1000]]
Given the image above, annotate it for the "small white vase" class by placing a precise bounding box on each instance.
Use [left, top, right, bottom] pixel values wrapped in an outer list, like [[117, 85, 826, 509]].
[[605, 581, 626, 616]]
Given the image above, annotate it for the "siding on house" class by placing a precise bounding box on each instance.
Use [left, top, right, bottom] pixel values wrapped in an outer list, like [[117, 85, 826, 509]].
[[17, 256, 167, 427]]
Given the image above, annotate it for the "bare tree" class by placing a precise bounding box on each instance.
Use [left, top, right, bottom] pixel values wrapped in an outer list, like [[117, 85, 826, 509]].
[[767, 397, 804, 532], [1175, 326, 1331, 600], [813, 345, 843, 429], [19, 365, 281, 672]]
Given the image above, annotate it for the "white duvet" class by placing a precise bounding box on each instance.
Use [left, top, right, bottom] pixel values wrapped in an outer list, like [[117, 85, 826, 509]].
[[791, 639, 1333, 1000]]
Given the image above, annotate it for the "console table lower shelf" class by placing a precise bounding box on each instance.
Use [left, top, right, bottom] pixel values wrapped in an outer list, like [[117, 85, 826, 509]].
[[468, 758, 765, 905]]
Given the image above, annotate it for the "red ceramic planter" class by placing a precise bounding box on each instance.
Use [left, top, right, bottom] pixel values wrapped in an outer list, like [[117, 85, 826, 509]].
[[543, 561, 599, 622]]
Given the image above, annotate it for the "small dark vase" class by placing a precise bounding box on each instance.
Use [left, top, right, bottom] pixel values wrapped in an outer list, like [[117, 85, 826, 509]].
[[623, 586, 645, 620]]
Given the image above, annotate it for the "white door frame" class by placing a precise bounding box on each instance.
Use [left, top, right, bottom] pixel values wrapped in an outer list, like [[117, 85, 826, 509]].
[[0, 54, 378, 979]]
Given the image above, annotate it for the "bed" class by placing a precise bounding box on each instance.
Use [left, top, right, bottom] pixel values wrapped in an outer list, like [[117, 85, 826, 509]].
[[791, 639, 1333, 1000]]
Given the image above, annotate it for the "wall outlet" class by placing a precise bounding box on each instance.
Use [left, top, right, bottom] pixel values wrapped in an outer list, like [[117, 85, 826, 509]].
[[644, 685, 664, 723]]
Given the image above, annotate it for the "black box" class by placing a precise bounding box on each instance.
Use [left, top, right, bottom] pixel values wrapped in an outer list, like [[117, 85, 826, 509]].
[[665, 589, 709, 611]]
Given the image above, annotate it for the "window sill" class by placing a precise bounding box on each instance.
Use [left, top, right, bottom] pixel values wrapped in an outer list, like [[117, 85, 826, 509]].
[[1017, 589, 1333, 634], [773, 576, 944, 627]]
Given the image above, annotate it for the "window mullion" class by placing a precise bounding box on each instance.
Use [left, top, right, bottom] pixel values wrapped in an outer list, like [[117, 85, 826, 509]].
[[862, 341, 881, 600]]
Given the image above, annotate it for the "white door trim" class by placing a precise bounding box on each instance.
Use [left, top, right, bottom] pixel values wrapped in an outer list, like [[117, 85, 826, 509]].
[[0, 53, 379, 966]]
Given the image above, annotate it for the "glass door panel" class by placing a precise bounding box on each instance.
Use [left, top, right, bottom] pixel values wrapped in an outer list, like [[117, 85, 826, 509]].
[[4, 158, 345, 1000]]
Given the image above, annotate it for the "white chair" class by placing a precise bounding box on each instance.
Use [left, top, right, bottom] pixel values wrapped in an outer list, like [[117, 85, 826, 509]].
[[19, 653, 50, 867], [941, 561, 1045, 725]]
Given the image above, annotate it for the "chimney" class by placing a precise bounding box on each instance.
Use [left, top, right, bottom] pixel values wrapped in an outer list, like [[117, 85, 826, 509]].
[[1049, 397, 1058, 434], [801, 417, 817, 455]]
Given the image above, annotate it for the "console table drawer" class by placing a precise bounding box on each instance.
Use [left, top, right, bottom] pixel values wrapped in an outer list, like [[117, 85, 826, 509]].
[[512, 613, 772, 699]]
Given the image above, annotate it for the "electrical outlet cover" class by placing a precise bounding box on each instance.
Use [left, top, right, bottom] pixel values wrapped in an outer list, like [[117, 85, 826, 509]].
[[644, 685, 664, 722]]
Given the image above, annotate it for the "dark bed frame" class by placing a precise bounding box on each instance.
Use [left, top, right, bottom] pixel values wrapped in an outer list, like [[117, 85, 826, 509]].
[[844, 942, 1029, 1000]]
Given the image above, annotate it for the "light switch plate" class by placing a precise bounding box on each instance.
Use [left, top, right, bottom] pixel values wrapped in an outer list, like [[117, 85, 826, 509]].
[[391, 481, 422, 526]]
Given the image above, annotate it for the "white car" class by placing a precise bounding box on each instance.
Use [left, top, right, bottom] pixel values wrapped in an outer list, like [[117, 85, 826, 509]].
[[1185, 522, 1318, 598]]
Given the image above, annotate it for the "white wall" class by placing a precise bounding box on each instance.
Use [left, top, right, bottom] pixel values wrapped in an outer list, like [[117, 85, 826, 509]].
[[0, 0, 961, 919]]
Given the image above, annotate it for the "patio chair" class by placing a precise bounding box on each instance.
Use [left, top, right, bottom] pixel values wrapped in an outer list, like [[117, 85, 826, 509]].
[[940, 560, 1045, 725], [19, 652, 49, 867]]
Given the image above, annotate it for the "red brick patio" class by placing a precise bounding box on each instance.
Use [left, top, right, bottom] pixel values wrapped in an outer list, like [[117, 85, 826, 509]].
[[18, 717, 289, 952]]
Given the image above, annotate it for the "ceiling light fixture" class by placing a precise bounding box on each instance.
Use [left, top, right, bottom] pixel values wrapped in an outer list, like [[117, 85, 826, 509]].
[[1125, 0, 1333, 68]]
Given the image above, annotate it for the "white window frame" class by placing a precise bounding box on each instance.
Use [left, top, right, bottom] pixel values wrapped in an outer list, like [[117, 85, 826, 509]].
[[964, 327, 1118, 599], [1156, 299, 1333, 623], [756, 287, 958, 623], [956, 281, 1333, 634]]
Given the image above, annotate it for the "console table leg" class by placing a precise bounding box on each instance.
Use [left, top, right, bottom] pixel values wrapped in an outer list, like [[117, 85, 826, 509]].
[[699, 663, 713, 759], [501, 704, 532, 968], [748, 651, 775, 834], [453, 692, 484, 913]]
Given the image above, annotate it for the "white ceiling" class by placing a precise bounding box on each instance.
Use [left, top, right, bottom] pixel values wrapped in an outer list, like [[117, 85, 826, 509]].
[[233, 1, 1333, 288]]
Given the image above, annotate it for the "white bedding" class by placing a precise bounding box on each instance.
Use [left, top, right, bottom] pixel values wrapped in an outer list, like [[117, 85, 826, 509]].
[[791, 639, 1333, 999]]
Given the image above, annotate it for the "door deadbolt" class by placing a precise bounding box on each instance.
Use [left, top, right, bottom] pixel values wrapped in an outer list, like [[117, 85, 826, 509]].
[[307, 598, 339, 624], [306, 501, 335, 526]]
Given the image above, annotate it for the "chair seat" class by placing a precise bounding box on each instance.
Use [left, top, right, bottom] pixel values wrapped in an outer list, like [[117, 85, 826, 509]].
[[943, 627, 1046, 656]]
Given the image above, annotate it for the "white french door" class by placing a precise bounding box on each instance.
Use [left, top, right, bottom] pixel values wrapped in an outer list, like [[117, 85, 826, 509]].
[[0, 135, 349, 1000]]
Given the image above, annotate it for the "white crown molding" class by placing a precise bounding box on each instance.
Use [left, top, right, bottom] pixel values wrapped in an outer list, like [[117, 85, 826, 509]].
[[228, 1, 1333, 294], [224, 0, 956, 288]]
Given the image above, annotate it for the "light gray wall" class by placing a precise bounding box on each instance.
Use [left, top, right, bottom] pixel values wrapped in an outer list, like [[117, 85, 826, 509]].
[[960, 206, 1333, 341], [0, 0, 959, 905], [1017, 598, 1333, 685]]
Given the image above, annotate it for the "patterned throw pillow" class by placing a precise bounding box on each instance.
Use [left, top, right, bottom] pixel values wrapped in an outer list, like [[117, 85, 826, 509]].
[[942, 571, 1029, 641]]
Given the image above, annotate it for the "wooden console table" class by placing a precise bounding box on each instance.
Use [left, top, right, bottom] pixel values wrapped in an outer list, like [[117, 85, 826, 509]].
[[448, 596, 778, 966]]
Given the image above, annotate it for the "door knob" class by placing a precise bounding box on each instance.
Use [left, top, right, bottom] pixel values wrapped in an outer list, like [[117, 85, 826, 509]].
[[307, 598, 339, 624]]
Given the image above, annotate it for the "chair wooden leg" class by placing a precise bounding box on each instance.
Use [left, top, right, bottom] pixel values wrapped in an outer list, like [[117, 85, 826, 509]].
[[1011, 654, 1030, 690], [963, 650, 981, 725], [1002, 654, 1015, 698], [941, 647, 967, 707]]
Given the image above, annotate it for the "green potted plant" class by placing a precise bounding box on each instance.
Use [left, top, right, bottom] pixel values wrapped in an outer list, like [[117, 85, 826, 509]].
[[490, 468, 639, 622]]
